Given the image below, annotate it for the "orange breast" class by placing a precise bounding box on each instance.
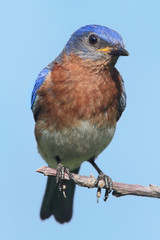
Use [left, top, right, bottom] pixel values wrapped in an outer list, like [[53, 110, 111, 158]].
[[36, 53, 122, 130]]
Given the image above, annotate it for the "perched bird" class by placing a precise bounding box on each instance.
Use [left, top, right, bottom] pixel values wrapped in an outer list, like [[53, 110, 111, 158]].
[[31, 24, 128, 224]]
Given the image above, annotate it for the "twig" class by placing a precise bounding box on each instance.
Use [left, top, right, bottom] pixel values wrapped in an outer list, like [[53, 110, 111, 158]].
[[36, 166, 160, 199]]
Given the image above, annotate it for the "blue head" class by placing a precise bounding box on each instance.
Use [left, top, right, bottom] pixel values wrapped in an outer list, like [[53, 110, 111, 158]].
[[64, 25, 128, 62]]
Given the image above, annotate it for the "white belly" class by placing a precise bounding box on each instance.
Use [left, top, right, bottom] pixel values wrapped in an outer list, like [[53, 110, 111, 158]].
[[37, 121, 116, 170]]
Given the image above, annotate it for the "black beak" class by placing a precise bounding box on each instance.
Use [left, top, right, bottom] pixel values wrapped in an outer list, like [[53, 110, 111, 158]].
[[109, 47, 129, 56]]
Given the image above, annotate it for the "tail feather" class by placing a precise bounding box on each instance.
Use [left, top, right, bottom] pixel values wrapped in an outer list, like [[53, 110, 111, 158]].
[[40, 167, 80, 223]]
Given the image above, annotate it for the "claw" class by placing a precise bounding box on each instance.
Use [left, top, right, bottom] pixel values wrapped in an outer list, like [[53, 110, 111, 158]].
[[94, 172, 112, 202], [97, 188, 101, 203], [56, 163, 74, 197]]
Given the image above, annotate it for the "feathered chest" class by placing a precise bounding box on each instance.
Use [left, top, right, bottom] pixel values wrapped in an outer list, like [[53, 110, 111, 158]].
[[36, 56, 123, 129]]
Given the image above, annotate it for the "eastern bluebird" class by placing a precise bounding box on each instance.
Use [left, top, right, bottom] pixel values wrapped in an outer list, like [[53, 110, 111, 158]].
[[31, 24, 128, 224]]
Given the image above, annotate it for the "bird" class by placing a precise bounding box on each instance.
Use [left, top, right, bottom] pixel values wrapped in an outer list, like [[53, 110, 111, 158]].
[[31, 24, 129, 224]]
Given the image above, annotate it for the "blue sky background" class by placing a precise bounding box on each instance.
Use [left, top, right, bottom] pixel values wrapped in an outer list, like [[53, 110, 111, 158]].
[[1, 0, 160, 239]]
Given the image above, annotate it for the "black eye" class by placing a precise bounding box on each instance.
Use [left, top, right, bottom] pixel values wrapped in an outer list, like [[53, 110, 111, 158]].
[[89, 34, 98, 45]]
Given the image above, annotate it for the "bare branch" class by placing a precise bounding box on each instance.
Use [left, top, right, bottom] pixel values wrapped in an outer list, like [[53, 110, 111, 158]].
[[36, 166, 160, 199]]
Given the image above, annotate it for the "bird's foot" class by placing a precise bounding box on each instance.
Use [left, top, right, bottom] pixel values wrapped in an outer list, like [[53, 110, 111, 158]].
[[94, 172, 113, 202], [56, 163, 74, 198]]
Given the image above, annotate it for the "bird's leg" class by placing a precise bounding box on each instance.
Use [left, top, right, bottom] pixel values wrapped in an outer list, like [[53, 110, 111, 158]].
[[55, 158, 74, 198], [89, 158, 113, 202]]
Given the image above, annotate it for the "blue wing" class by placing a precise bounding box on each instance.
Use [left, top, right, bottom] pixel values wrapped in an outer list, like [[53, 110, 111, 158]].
[[31, 68, 50, 109], [117, 75, 126, 121]]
